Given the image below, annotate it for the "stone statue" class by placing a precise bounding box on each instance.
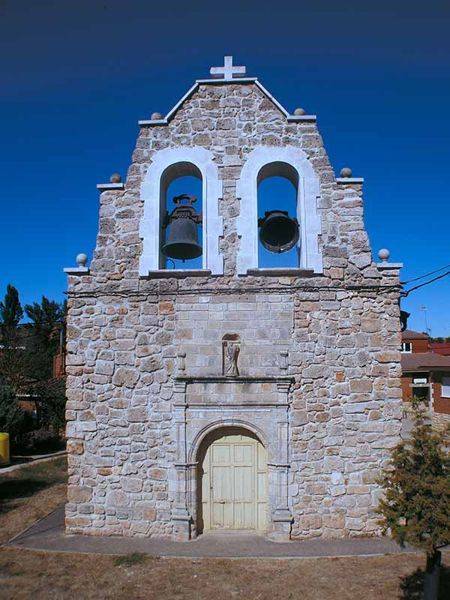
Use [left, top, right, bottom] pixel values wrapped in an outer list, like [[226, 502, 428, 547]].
[[224, 341, 240, 376]]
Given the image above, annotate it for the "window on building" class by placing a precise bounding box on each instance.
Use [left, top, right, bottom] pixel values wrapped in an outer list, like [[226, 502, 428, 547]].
[[442, 376, 450, 398], [412, 386, 430, 404], [401, 342, 412, 353]]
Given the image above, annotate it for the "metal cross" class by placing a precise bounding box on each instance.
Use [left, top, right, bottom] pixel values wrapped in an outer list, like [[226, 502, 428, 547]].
[[210, 56, 246, 80]]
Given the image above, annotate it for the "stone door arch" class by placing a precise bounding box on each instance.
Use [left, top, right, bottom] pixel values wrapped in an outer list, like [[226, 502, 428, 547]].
[[171, 376, 293, 541]]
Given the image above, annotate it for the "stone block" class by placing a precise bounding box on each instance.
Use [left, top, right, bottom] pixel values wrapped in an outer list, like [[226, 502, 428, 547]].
[[149, 468, 166, 480], [123, 478, 143, 493], [93, 361, 113, 377], [106, 491, 128, 507], [112, 368, 139, 388], [68, 485, 92, 503], [159, 301, 174, 315], [141, 357, 163, 373], [127, 408, 147, 422], [67, 440, 84, 455], [349, 379, 373, 393]]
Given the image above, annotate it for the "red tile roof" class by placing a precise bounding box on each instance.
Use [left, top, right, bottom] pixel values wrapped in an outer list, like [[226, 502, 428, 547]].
[[401, 352, 450, 372], [430, 342, 450, 356], [401, 329, 429, 340]]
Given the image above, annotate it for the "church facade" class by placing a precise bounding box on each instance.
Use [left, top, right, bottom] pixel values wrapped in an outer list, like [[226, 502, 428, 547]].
[[64, 58, 403, 540]]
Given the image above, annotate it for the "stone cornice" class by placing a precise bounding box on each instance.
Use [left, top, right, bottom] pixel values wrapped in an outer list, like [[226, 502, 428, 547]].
[[174, 375, 294, 384], [96, 183, 125, 191], [336, 178, 364, 185], [246, 268, 315, 277], [63, 267, 90, 275], [66, 280, 403, 299], [377, 262, 403, 270]]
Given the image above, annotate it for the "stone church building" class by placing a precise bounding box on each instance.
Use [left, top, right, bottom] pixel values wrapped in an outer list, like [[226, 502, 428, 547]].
[[64, 57, 403, 541]]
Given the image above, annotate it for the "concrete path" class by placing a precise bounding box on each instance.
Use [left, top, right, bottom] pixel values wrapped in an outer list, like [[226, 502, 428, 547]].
[[0, 451, 66, 475], [8, 506, 417, 559]]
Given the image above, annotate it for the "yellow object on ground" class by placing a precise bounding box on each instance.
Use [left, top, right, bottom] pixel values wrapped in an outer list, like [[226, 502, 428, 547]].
[[0, 432, 10, 465]]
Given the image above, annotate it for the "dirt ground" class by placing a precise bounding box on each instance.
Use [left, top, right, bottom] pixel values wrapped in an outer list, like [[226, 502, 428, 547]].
[[0, 457, 448, 600]]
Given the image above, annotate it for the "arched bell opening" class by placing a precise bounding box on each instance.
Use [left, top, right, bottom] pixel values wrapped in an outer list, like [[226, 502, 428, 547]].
[[195, 426, 268, 534], [257, 161, 300, 269], [160, 162, 203, 270]]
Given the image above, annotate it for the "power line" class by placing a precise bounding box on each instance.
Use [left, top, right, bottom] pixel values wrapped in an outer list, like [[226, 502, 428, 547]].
[[402, 270, 450, 297], [401, 263, 450, 285]]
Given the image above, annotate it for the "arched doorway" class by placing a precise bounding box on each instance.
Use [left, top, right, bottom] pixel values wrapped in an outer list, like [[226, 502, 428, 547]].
[[196, 427, 268, 533]]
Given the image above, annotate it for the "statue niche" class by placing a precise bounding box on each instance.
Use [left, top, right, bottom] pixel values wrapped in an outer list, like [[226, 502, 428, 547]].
[[222, 333, 240, 377]]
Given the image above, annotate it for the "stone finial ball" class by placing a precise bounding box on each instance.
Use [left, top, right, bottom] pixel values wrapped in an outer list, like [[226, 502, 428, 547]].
[[76, 253, 88, 267], [340, 167, 353, 178], [151, 112, 163, 120], [110, 172, 122, 183], [294, 107, 306, 115], [378, 248, 390, 262]]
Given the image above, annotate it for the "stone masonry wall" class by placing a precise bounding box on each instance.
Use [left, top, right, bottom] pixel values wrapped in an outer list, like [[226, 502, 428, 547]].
[[65, 80, 403, 538]]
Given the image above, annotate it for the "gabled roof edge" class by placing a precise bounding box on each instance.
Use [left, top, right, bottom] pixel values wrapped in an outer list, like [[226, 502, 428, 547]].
[[138, 78, 317, 126]]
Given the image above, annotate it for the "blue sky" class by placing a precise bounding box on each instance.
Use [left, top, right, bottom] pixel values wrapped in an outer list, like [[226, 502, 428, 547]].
[[1, 1, 449, 335]]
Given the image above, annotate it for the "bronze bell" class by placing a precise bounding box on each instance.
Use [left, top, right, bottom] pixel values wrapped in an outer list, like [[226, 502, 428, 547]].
[[162, 194, 203, 260], [258, 210, 299, 253]]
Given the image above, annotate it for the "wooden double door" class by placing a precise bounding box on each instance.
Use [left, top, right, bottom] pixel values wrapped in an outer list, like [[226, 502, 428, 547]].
[[200, 432, 268, 531]]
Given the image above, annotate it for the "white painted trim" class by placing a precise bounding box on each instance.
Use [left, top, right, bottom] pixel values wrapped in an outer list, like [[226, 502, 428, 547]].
[[196, 77, 257, 84], [254, 80, 290, 117], [164, 82, 202, 122], [138, 78, 315, 127], [287, 115, 317, 123], [139, 82, 200, 126], [336, 178, 364, 184], [96, 183, 124, 191], [137, 119, 167, 126], [236, 146, 323, 275], [63, 267, 90, 275], [143, 269, 212, 279], [139, 147, 223, 276]]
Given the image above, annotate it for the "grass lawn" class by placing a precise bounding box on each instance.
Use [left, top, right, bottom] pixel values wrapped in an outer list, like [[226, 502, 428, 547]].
[[0, 458, 448, 599]]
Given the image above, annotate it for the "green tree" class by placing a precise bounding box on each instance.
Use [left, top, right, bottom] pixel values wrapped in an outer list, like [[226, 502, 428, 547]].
[[0, 284, 23, 345], [0, 285, 28, 392], [377, 408, 450, 599], [32, 378, 66, 431], [24, 297, 66, 381], [0, 385, 26, 441]]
